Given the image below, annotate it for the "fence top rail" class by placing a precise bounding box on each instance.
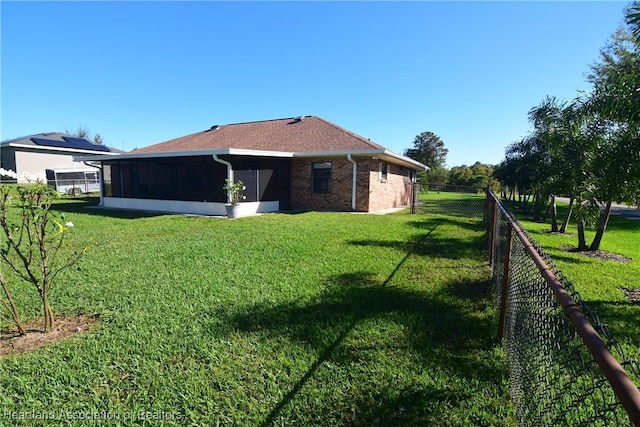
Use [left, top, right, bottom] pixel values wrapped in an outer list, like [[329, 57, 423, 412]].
[[487, 189, 640, 425]]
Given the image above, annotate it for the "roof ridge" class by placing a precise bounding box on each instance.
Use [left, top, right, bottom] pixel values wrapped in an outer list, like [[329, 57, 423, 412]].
[[221, 116, 311, 127], [129, 116, 419, 162], [1, 132, 67, 144], [313, 116, 384, 150]]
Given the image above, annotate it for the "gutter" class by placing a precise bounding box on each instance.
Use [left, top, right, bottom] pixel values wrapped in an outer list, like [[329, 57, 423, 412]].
[[76, 148, 428, 172], [347, 153, 357, 211], [297, 149, 428, 171], [76, 148, 294, 162], [10, 143, 121, 156], [212, 154, 233, 203]]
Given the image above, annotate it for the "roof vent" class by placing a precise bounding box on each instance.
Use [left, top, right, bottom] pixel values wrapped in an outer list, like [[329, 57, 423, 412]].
[[294, 116, 304, 123], [210, 125, 220, 131]]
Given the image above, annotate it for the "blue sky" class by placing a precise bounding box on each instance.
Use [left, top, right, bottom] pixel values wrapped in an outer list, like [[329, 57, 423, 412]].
[[1, 1, 629, 167]]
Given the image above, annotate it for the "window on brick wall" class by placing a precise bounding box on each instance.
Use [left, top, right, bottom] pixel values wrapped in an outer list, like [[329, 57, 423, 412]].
[[379, 163, 388, 182], [312, 162, 332, 194]]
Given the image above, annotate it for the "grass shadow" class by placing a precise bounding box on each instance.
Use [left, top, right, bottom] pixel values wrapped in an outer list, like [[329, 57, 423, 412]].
[[222, 271, 505, 425], [348, 235, 488, 261], [216, 217, 508, 424], [50, 197, 183, 220], [542, 251, 592, 265], [407, 216, 485, 234], [348, 219, 487, 261]]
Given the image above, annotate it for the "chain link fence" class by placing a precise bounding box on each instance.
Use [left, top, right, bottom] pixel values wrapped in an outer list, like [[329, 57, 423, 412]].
[[415, 186, 640, 424], [413, 184, 486, 218], [486, 190, 640, 426]]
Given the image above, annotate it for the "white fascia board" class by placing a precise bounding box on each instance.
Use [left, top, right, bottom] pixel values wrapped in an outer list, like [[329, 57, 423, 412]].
[[8, 143, 121, 156], [294, 149, 386, 158], [227, 148, 294, 157], [74, 148, 295, 162], [73, 147, 428, 170], [294, 149, 428, 171], [379, 150, 429, 171], [5, 143, 35, 149], [73, 150, 217, 162]]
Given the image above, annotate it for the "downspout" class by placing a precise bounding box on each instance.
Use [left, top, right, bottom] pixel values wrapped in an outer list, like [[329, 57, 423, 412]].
[[347, 153, 357, 211], [213, 154, 233, 203]]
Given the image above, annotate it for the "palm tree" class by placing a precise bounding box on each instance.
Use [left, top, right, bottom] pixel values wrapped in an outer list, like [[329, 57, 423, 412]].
[[626, 1, 640, 43], [527, 96, 567, 230], [584, 23, 640, 250]]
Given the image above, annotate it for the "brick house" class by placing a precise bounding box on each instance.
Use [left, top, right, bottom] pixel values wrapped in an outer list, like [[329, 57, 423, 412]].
[[78, 116, 428, 216]]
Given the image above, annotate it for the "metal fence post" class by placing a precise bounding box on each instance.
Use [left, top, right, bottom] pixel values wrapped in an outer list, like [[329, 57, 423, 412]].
[[498, 221, 513, 339], [410, 182, 416, 214], [488, 196, 498, 268]]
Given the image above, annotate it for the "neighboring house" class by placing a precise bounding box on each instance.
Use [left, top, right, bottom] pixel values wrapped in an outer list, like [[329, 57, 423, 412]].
[[0, 132, 122, 183], [77, 116, 428, 216]]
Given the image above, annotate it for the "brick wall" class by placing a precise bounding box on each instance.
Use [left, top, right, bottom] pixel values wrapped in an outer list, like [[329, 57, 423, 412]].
[[291, 157, 370, 211], [367, 161, 414, 212], [290, 157, 415, 212]]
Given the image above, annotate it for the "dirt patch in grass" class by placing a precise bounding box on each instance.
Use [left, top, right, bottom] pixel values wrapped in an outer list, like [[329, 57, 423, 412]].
[[622, 288, 640, 304], [559, 246, 632, 263], [0, 314, 99, 357], [543, 230, 575, 237], [580, 250, 632, 263]]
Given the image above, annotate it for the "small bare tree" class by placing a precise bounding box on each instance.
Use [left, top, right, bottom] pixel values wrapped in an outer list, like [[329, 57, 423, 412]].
[[0, 172, 26, 334], [0, 262, 26, 335], [74, 125, 91, 139], [0, 182, 84, 332], [64, 126, 106, 145]]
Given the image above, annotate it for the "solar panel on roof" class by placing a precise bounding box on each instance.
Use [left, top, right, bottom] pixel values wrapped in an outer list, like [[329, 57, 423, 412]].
[[31, 137, 110, 152], [62, 137, 111, 152], [32, 138, 71, 149]]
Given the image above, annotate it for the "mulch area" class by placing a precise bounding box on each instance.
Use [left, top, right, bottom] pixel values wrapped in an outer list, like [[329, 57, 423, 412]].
[[0, 314, 99, 357], [558, 245, 632, 263], [576, 249, 632, 263], [558, 245, 637, 304]]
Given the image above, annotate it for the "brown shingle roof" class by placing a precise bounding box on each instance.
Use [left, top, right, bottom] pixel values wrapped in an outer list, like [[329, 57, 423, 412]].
[[131, 116, 386, 154]]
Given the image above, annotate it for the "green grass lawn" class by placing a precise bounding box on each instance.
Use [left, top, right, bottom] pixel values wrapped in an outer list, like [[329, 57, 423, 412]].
[[0, 196, 514, 426], [504, 199, 640, 367]]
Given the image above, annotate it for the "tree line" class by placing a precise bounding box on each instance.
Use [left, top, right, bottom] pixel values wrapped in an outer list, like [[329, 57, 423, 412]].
[[403, 131, 500, 191], [403, 3, 638, 252], [492, 2, 640, 251]]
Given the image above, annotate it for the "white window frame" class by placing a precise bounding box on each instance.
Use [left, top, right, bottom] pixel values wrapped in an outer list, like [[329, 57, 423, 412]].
[[312, 162, 332, 194], [379, 163, 388, 182]]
